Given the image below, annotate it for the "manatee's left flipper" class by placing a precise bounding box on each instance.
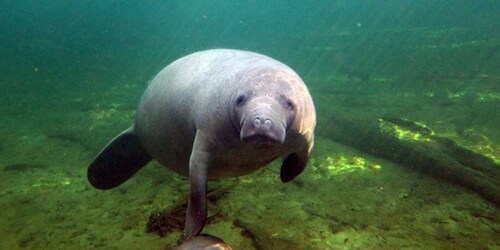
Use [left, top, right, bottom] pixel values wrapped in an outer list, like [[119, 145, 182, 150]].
[[280, 149, 310, 183], [184, 130, 213, 239], [88, 127, 152, 190]]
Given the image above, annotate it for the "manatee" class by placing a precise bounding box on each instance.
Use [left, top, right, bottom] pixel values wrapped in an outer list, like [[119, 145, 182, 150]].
[[87, 49, 316, 241]]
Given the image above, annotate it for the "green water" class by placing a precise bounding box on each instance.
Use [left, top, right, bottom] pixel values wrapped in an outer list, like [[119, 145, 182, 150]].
[[0, 1, 498, 249]]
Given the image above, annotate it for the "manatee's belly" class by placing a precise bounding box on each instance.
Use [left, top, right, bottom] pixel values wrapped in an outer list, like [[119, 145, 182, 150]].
[[150, 143, 282, 179], [205, 144, 288, 179], [145, 133, 287, 180], [206, 156, 278, 180]]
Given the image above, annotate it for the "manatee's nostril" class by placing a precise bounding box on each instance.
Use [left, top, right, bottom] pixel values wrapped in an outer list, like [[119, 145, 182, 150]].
[[253, 117, 272, 128], [253, 118, 262, 126]]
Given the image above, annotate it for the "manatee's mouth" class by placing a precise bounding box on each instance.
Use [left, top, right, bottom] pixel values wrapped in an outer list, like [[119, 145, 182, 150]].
[[239, 113, 287, 148], [242, 134, 281, 148]]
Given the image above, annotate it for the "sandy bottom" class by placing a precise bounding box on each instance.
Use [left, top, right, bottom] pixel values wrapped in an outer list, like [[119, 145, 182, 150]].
[[0, 75, 498, 249]]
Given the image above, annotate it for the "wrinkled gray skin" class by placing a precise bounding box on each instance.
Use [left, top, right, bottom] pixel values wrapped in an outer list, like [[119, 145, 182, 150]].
[[87, 49, 316, 242]]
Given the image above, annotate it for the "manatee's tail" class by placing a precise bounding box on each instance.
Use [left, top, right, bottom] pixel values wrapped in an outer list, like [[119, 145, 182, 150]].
[[88, 127, 152, 190]]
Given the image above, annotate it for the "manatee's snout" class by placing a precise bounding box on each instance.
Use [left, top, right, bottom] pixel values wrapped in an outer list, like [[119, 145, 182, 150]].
[[240, 115, 286, 146], [253, 116, 273, 129]]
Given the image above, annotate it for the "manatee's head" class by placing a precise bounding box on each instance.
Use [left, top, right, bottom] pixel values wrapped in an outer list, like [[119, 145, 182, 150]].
[[231, 69, 299, 147], [177, 234, 232, 250]]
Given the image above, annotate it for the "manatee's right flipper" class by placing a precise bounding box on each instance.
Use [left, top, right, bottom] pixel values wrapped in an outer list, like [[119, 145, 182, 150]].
[[88, 128, 152, 190]]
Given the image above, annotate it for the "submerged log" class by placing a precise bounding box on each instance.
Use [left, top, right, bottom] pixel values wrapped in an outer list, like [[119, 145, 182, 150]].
[[317, 110, 500, 207]]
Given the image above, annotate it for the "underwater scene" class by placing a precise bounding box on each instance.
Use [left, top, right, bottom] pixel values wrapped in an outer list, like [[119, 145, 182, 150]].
[[0, 1, 498, 249]]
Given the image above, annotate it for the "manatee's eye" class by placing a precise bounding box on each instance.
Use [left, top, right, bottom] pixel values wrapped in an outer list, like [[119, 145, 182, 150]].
[[235, 95, 247, 107], [285, 100, 295, 111], [279, 95, 295, 111]]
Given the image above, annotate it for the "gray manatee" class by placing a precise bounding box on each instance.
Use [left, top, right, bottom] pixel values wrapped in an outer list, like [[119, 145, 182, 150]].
[[87, 49, 316, 240]]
